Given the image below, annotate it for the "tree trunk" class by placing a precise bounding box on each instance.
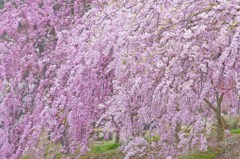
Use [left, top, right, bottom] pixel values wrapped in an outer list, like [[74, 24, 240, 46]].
[[115, 129, 120, 143], [204, 93, 225, 141], [216, 111, 224, 141], [60, 127, 70, 153], [216, 93, 224, 141]]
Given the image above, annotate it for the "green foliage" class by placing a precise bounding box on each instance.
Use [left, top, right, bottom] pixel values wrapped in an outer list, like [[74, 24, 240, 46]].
[[181, 151, 216, 159], [98, 136, 104, 141], [81, 149, 124, 159], [230, 129, 240, 134], [21, 156, 30, 159], [91, 141, 120, 153], [55, 153, 63, 159], [143, 131, 161, 143], [20, 141, 120, 159], [81, 141, 122, 159], [145, 135, 161, 143], [180, 147, 224, 159]]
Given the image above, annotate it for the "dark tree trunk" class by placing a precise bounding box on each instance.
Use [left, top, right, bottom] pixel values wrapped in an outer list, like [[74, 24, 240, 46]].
[[216, 93, 224, 141], [115, 129, 120, 143], [204, 93, 225, 141]]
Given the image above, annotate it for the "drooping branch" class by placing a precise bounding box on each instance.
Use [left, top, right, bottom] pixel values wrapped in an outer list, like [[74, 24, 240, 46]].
[[203, 98, 217, 113]]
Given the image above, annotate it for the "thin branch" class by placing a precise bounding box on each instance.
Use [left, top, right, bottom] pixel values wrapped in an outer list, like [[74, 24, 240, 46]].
[[204, 98, 217, 113], [219, 93, 224, 103]]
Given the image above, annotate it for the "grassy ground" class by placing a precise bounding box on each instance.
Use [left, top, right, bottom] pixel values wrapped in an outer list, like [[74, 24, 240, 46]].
[[81, 141, 122, 159], [180, 147, 224, 159], [90, 141, 120, 153], [181, 129, 240, 159], [230, 129, 240, 134], [21, 129, 240, 159], [81, 149, 124, 159], [21, 140, 121, 159]]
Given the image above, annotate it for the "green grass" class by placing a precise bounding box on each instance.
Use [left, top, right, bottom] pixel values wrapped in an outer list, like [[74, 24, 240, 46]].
[[181, 151, 216, 159], [180, 128, 240, 159], [55, 153, 63, 159], [90, 141, 120, 153], [230, 128, 240, 134], [21, 156, 30, 159], [81, 141, 122, 159], [180, 147, 224, 159], [21, 141, 120, 159], [81, 149, 124, 159]]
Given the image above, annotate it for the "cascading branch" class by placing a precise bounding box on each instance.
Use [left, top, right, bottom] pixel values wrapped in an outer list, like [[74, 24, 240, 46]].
[[87, 0, 240, 158], [0, 0, 240, 159], [0, 0, 99, 158]]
